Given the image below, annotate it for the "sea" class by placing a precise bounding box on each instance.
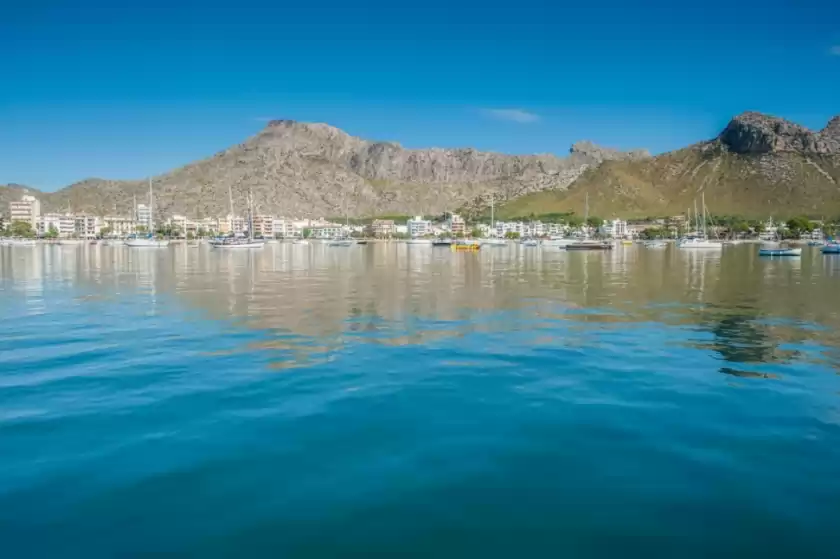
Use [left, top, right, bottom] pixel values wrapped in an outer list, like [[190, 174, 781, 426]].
[[1, 242, 839, 558]]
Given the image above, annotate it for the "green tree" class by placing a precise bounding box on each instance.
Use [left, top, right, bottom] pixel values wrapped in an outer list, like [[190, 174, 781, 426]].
[[99, 226, 113, 238], [136, 225, 148, 234], [565, 215, 584, 228], [302, 228, 312, 239], [504, 231, 521, 240], [186, 231, 195, 240], [785, 216, 813, 238], [43, 224, 59, 239], [585, 216, 602, 230], [470, 228, 484, 238], [196, 227, 206, 238], [9, 221, 34, 238]]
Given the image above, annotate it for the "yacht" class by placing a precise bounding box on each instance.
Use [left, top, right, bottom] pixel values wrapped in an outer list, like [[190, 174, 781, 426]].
[[328, 237, 355, 247], [759, 244, 801, 257], [210, 190, 265, 249], [520, 238, 539, 247], [481, 237, 507, 246], [126, 178, 171, 248], [406, 238, 433, 245], [678, 195, 721, 249]]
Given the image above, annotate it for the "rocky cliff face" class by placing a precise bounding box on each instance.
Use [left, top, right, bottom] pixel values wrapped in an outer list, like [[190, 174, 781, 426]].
[[504, 112, 840, 219], [8, 121, 648, 218], [720, 112, 840, 155]]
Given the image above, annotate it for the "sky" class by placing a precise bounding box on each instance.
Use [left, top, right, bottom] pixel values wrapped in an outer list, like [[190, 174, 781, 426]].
[[2, 0, 839, 191]]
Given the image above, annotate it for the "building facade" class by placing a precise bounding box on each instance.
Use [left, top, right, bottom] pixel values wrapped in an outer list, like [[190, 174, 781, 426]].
[[600, 219, 628, 238], [448, 214, 466, 236], [38, 213, 76, 237], [74, 215, 101, 239], [370, 219, 396, 237], [136, 204, 151, 231], [9, 195, 41, 228], [407, 216, 432, 237]]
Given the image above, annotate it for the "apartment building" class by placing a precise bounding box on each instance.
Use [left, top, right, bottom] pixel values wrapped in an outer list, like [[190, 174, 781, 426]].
[[38, 213, 76, 237], [9, 195, 41, 228], [407, 216, 432, 237]]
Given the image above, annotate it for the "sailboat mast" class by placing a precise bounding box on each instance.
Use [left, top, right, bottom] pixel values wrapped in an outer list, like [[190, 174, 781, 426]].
[[693, 199, 699, 235], [149, 178, 154, 234], [491, 195, 495, 230], [133, 194, 137, 233], [702, 192, 707, 237]]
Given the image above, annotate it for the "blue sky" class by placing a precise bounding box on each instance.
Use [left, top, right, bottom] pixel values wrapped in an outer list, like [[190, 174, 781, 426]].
[[2, 0, 839, 190]]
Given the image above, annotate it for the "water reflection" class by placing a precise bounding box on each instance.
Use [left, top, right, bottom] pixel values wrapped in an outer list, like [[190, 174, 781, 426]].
[[2, 243, 839, 375]]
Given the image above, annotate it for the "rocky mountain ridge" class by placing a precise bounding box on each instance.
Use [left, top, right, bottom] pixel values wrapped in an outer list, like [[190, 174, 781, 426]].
[[2, 121, 648, 219], [499, 112, 840, 219]]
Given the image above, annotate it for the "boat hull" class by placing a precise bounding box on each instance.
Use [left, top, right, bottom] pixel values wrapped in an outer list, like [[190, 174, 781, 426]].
[[566, 242, 613, 251], [821, 245, 840, 254], [759, 248, 801, 257], [210, 241, 264, 249]]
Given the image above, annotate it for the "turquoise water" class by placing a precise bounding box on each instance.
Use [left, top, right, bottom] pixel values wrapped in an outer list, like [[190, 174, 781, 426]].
[[1, 243, 839, 557]]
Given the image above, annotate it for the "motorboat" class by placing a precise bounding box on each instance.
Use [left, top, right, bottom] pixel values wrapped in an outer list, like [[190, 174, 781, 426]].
[[406, 238, 433, 245], [432, 238, 452, 247], [520, 238, 539, 247], [644, 240, 667, 248], [328, 237, 355, 247], [759, 244, 801, 257], [821, 243, 840, 254], [481, 237, 507, 247]]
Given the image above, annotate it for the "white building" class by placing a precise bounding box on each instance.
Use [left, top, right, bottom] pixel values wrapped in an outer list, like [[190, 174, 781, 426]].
[[136, 204, 151, 231], [9, 195, 41, 228], [103, 216, 135, 236], [38, 213, 76, 237], [599, 219, 628, 238], [74, 215, 101, 239], [448, 214, 466, 235], [309, 223, 344, 238], [407, 216, 432, 238], [271, 218, 302, 238], [251, 215, 274, 238]]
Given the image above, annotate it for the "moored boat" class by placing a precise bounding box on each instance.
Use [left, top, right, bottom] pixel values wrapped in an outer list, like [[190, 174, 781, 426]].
[[759, 245, 801, 257], [821, 243, 840, 254], [565, 240, 613, 251]]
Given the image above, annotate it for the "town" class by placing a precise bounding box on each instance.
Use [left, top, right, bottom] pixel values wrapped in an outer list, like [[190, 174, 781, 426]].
[[1, 192, 835, 243]]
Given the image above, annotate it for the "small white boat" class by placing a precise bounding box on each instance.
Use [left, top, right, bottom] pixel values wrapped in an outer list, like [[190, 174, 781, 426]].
[[645, 240, 667, 248], [678, 237, 722, 249], [520, 238, 539, 247], [481, 237, 507, 247], [821, 243, 840, 254], [293, 239, 310, 245], [759, 245, 801, 257], [57, 239, 86, 245], [328, 238, 355, 247], [406, 238, 433, 245]]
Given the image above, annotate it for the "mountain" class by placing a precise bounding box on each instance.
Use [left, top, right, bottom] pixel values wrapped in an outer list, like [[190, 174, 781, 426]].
[[2, 121, 648, 219], [500, 112, 840, 220]]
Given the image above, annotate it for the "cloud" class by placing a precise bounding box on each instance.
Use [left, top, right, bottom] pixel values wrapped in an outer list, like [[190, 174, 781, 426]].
[[830, 46, 840, 56], [480, 108, 541, 124]]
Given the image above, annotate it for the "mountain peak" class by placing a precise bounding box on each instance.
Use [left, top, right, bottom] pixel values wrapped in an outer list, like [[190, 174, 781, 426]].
[[719, 111, 840, 155]]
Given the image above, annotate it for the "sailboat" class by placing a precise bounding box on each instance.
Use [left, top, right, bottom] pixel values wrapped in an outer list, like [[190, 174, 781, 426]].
[[482, 195, 506, 246], [566, 192, 612, 250], [328, 202, 355, 246], [678, 193, 722, 249], [210, 189, 265, 249], [126, 179, 170, 247]]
